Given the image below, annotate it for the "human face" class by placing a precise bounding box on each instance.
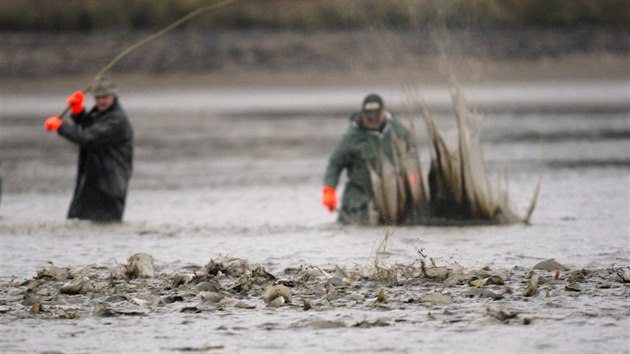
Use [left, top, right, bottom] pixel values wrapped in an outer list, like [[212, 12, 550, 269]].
[[362, 109, 385, 130], [95, 94, 116, 112]]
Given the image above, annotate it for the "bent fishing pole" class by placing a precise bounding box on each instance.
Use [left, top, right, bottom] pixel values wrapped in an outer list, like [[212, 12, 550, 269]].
[[54, 0, 234, 119]]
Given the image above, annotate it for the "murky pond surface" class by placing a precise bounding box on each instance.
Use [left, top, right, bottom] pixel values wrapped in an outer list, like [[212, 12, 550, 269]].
[[1, 81, 629, 353]]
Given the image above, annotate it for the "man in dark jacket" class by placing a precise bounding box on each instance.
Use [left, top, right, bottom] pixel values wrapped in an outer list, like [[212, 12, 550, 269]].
[[322, 94, 416, 225], [44, 76, 133, 222]]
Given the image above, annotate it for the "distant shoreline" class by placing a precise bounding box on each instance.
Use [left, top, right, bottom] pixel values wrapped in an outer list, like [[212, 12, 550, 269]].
[[1, 28, 628, 91]]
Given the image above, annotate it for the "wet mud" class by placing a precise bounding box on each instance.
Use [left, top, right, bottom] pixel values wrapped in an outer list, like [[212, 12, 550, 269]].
[[1, 250, 629, 352]]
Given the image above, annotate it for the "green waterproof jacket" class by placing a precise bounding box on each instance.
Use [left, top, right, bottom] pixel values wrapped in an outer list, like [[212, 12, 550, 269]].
[[324, 112, 413, 224]]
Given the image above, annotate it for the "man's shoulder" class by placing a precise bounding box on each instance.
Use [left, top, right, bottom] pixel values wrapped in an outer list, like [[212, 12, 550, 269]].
[[99, 102, 129, 121], [387, 113, 411, 134]]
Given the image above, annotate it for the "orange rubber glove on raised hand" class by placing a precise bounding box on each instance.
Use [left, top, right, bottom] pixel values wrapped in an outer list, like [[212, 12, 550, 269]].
[[44, 116, 62, 132], [66, 90, 84, 114], [321, 186, 337, 212]]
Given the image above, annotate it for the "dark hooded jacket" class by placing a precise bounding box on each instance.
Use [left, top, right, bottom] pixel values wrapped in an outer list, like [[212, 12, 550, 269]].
[[57, 98, 133, 222]]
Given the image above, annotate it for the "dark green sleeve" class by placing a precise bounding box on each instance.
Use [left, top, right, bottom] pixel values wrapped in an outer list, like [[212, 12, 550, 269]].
[[323, 132, 354, 188]]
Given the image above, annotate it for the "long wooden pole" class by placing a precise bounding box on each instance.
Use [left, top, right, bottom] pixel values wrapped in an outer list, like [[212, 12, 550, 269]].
[[57, 0, 234, 119]]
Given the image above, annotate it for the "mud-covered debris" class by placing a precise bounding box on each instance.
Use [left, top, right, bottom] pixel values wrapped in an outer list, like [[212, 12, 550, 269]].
[[423, 267, 450, 281], [234, 301, 256, 309], [353, 318, 390, 328], [60, 278, 95, 295], [461, 288, 503, 300], [203, 256, 249, 277], [21, 294, 40, 306], [268, 297, 285, 308], [487, 304, 518, 321], [303, 299, 312, 311], [217, 298, 239, 307], [523, 274, 539, 297], [36, 263, 69, 281], [565, 283, 581, 292], [486, 275, 505, 285], [307, 320, 346, 329], [421, 292, 453, 304], [333, 266, 353, 285], [172, 273, 194, 288], [93, 303, 146, 317], [470, 315, 502, 326], [371, 267, 398, 286], [30, 303, 41, 313], [93, 303, 118, 317], [262, 285, 292, 304], [252, 266, 276, 282], [180, 306, 202, 313], [469, 275, 505, 288], [131, 297, 148, 306], [566, 269, 590, 283], [445, 271, 474, 285], [161, 295, 184, 304], [533, 259, 569, 271], [21, 279, 44, 290], [376, 288, 386, 303], [196, 281, 220, 292], [125, 253, 155, 279], [347, 293, 365, 303], [163, 344, 224, 352], [45, 308, 81, 319], [198, 291, 224, 303], [613, 267, 630, 283], [5, 253, 628, 329]]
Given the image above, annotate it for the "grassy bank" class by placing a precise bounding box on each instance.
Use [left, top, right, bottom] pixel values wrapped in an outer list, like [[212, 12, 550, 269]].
[[0, 0, 628, 31]]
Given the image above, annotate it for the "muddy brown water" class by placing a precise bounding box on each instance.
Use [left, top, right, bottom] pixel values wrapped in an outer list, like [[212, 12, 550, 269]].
[[0, 81, 629, 353]]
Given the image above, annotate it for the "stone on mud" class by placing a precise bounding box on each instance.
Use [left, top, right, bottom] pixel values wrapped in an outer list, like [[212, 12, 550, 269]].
[[533, 259, 569, 271], [125, 253, 155, 279], [423, 267, 450, 280], [198, 291, 224, 303], [262, 284, 292, 304]]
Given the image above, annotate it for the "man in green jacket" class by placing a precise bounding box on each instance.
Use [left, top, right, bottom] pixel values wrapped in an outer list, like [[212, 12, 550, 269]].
[[322, 94, 416, 225]]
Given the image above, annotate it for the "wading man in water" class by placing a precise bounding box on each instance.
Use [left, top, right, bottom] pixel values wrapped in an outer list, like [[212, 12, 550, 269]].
[[322, 94, 417, 225], [44, 76, 133, 222]]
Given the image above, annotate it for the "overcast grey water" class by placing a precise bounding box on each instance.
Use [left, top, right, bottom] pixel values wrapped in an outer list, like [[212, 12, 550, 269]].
[[1, 81, 629, 353]]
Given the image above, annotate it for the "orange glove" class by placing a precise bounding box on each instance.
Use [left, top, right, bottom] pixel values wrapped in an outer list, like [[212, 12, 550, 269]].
[[66, 90, 84, 114], [321, 186, 337, 212], [44, 116, 62, 132]]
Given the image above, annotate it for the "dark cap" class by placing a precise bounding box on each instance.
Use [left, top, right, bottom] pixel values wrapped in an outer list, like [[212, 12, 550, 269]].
[[362, 94, 384, 118], [92, 75, 117, 96]]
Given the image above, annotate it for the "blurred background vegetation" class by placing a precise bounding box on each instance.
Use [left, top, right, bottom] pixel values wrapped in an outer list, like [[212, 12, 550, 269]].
[[0, 0, 628, 31]]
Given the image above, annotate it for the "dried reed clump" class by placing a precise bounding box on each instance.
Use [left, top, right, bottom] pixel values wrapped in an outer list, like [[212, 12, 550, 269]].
[[367, 79, 540, 225], [420, 81, 541, 224]]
